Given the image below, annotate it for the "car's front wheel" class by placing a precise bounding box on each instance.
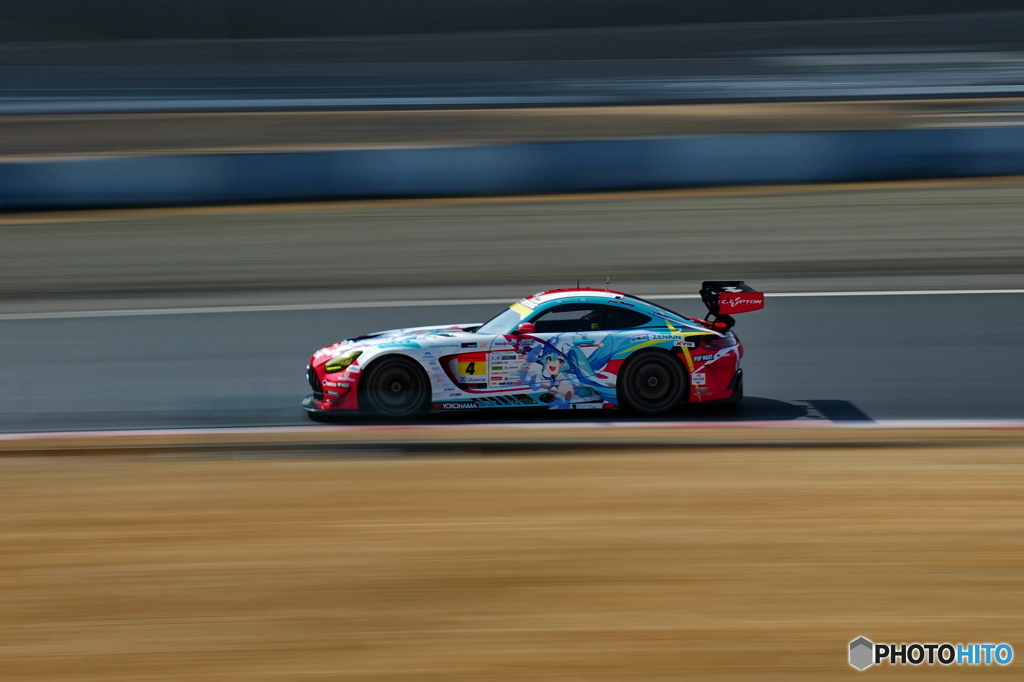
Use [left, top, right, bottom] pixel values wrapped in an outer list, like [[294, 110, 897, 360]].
[[618, 349, 687, 415], [359, 356, 430, 417]]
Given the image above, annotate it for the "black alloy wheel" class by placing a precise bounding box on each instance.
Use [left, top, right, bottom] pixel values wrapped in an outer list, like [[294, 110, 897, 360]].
[[618, 349, 687, 415], [360, 356, 430, 417]]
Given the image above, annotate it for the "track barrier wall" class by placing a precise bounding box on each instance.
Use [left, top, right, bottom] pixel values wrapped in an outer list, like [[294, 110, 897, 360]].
[[3, 126, 1024, 210]]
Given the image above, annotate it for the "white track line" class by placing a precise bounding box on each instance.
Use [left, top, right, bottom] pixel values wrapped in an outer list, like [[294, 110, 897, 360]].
[[2, 289, 1024, 321], [2, 419, 1024, 441], [0, 298, 515, 321]]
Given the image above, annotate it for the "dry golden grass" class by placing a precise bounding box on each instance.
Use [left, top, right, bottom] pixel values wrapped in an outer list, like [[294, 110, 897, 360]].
[[1, 447, 1022, 680]]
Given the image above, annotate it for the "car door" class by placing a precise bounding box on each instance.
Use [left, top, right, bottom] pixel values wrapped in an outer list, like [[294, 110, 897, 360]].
[[487, 302, 618, 408]]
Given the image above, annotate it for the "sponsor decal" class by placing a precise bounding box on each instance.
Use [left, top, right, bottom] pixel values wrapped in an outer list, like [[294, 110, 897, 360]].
[[630, 334, 649, 342], [510, 302, 534, 317], [849, 637, 1013, 670], [718, 291, 765, 313], [441, 402, 479, 410], [378, 341, 421, 349], [693, 353, 715, 362], [461, 342, 478, 348], [491, 365, 504, 370], [457, 353, 486, 378], [691, 373, 706, 386], [674, 340, 696, 348]]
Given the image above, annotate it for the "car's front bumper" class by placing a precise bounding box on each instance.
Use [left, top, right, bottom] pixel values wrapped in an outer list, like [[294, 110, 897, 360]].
[[301, 394, 328, 413], [302, 393, 359, 414]]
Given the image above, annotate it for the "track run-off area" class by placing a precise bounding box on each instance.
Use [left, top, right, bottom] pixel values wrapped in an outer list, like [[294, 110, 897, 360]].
[[2, 445, 1023, 680]]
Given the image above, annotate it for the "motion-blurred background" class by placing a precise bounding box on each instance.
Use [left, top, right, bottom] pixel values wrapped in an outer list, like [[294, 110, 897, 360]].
[[5, 2, 1024, 137]]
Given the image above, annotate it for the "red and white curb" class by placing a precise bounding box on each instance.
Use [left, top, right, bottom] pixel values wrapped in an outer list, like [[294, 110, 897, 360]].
[[1, 420, 1024, 456], [3, 419, 1024, 442]]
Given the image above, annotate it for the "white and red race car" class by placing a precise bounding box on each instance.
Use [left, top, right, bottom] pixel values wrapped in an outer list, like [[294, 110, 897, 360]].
[[303, 281, 763, 418]]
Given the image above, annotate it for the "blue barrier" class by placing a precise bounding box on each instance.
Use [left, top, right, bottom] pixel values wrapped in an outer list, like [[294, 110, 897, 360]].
[[2, 127, 1024, 210]]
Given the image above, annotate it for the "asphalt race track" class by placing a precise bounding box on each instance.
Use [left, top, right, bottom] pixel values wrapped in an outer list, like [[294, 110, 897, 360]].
[[2, 292, 1022, 433], [5, 181, 1024, 433]]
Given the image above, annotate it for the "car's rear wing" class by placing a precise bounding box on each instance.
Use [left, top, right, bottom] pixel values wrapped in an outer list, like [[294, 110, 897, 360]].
[[699, 281, 764, 328]]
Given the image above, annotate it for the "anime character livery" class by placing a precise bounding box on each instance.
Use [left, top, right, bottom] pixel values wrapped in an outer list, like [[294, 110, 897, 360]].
[[303, 282, 763, 418]]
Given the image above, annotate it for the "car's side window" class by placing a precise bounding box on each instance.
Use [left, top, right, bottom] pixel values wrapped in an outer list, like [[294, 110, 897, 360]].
[[529, 303, 652, 332], [601, 305, 652, 330], [530, 304, 603, 333]]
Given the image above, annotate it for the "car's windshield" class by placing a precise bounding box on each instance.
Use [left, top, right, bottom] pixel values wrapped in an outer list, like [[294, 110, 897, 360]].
[[475, 305, 526, 336]]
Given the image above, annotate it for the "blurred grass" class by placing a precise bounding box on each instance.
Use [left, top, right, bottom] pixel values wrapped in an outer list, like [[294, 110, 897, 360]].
[[1, 446, 1022, 680]]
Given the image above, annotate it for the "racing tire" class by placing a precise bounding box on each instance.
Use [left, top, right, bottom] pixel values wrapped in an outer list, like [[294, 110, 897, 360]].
[[359, 356, 431, 417], [618, 349, 687, 416]]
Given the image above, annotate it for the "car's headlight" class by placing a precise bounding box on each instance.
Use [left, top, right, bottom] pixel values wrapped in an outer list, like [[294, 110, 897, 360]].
[[324, 350, 362, 373]]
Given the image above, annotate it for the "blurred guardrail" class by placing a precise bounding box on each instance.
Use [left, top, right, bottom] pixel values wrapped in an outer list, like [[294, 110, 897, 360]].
[[3, 126, 1024, 210], [5, 12, 1024, 208], [6, 51, 1024, 114], [4, 13, 1024, 113]]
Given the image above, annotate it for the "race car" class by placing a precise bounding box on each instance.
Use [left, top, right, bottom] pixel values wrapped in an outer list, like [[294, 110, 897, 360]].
[[303, 281, 763, 418]]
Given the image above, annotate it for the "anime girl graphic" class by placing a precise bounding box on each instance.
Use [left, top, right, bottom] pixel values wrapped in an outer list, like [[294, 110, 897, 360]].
[[523, 350, 575, 408], [511, 332, 636, 409], [517, 342, 546, 386]]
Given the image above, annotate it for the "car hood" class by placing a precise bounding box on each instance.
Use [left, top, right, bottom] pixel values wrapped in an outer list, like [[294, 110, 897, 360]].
[[312, 323, 483, 362]]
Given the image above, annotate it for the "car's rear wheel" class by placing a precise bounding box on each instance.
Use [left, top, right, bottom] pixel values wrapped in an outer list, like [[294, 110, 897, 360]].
[[618, 349, 687, 415], [360, 356, 430, 417]]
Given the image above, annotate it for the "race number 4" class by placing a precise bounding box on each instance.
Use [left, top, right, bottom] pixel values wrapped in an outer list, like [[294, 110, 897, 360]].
[[457, 353, 487, 378]]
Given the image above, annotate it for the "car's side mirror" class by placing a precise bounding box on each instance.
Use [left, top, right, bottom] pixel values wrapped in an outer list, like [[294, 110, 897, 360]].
[[514, 322, 535, 335]]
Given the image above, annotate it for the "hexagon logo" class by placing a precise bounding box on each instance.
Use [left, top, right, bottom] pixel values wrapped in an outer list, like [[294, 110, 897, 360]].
[[850, 637, 874, 670]]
